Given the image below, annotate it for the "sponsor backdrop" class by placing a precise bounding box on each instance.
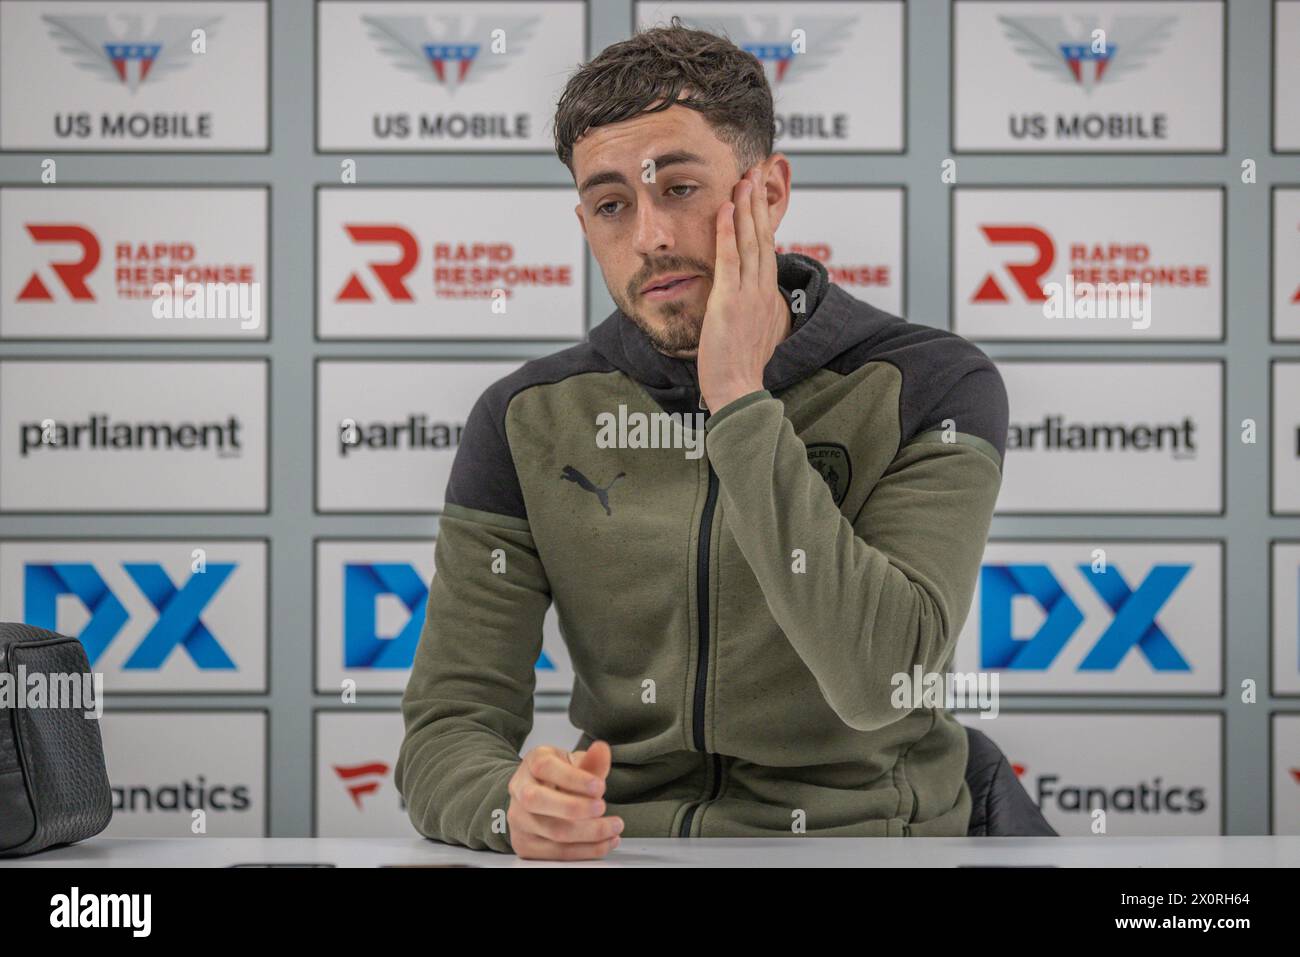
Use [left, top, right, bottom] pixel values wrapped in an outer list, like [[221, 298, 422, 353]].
[[0, 0, 1296, 840]]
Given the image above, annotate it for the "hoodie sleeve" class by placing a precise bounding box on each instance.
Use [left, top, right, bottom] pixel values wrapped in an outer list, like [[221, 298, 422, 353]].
[[701, 353, 1007, 733], [393, 382, 548, 853]]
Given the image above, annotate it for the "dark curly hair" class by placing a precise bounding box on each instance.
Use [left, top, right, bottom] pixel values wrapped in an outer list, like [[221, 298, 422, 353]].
[[552, 15, 775, 177]]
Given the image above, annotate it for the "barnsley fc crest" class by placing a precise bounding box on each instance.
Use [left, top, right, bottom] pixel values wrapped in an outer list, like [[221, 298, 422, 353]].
[[805, 443, 851, 506]]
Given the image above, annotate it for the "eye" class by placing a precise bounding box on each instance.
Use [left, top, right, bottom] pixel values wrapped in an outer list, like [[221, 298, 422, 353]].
[[595, 185, 695, 219]]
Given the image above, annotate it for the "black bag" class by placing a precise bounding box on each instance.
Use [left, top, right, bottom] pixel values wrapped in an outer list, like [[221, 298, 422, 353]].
[[0, 622, 113, 856], [964, 724, 1058, 836]]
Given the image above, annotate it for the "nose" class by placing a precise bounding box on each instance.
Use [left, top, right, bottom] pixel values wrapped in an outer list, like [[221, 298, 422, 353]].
[[631, 192, 674, 256]]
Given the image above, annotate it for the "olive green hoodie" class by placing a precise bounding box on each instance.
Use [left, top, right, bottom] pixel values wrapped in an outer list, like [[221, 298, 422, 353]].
[[395, 252, 1007, 850]]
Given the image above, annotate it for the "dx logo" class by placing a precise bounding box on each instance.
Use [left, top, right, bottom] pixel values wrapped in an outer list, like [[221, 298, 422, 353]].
[[343, 563, 554, 671], [981, 563, 1192, 671], [25, 562, 237, 669]]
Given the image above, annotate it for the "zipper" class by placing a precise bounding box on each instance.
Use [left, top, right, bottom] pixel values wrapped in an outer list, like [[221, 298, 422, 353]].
[[691, 459, 717, 751], [679, 753, 723, 837], [680, 382, 721, 836]]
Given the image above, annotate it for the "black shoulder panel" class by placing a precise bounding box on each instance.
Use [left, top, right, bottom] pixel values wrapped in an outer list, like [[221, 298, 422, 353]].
[[445, 342, 617, 520], [825, 303, 1009, 461]]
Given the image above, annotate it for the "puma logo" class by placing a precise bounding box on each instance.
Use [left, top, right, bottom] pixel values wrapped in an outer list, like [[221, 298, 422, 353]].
[[561, 465, 624, 516]]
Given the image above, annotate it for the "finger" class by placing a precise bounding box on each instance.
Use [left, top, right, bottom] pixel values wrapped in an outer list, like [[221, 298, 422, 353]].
[[515, 834, 620, 862], [514, 777, 606, 819], [514, 807, 624, 844], [524, 745, 567, 770], [750, 168, 777, 291], [573, 739, 612, 780], [524, 747, 588, 791], [713, 197, 738, 294], [534, 751, 604, 796], [734, 169, 760, 286]]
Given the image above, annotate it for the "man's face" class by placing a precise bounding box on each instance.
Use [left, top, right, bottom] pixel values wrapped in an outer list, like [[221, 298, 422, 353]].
[[571, 101, 787, 356]]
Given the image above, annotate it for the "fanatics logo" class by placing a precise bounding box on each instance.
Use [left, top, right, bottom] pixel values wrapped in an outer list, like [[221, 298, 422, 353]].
[[333, 761, 389, 809]]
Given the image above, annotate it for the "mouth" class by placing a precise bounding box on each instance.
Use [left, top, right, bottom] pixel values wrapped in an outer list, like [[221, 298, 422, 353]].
[[641, 274, 700, 299]]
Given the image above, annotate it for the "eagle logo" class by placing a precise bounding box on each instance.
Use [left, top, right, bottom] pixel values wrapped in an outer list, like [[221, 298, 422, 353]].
[[43, 13, 221, 93]]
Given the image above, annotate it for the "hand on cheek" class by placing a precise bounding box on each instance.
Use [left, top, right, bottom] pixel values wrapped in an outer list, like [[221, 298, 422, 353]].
[[697, 166, 784, 413]]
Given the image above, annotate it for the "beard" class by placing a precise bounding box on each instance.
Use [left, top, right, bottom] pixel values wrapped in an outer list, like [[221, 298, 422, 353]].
[[612, 259, 713, 356], [620, 296, 703, 354]]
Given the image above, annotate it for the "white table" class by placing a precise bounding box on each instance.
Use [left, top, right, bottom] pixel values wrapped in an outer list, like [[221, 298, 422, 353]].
[[3, 836, 1299, 867]]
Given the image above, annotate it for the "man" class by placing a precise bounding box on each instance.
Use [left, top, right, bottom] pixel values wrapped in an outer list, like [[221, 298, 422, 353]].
[[395, 19, 1008, 860]]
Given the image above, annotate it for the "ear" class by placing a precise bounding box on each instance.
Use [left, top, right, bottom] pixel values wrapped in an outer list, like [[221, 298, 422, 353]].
[[763, 154, 793, 236], [574, 203, 588, 240]]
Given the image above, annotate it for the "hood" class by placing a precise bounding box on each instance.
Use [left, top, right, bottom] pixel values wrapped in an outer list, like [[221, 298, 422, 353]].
[[588, 251, 889, 416]]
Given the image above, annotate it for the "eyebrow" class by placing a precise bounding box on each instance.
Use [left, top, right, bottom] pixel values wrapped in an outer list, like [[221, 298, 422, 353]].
[[577, 151, 709, 196]]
